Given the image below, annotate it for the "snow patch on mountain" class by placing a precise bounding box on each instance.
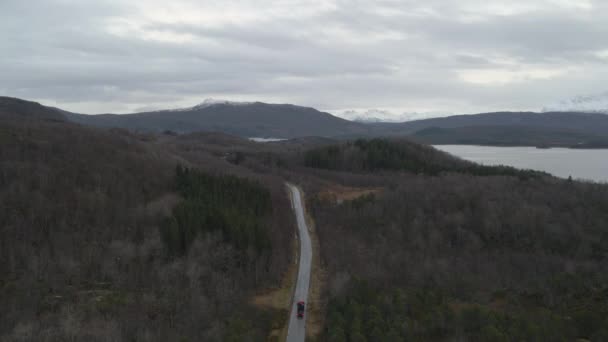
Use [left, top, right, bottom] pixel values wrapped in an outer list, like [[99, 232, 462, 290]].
[[542, 92, 608, 114], [162, 98, 255, 112], [194, 98, 255, 108], [336, 109, 448, 123], [338, 109, 398, 122]]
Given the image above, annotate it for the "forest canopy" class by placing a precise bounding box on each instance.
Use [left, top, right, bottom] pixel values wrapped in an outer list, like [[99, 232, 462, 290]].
[[304, 138, 547, 179], [311, 172, 608, 341], [162, 166, 272, 256]]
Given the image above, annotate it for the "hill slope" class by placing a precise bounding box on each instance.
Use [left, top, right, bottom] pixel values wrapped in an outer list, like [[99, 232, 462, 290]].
[[411, 125, 608, 148], [0, 116, 293, 341], [370, 111, 608, 137], [0, 96, 66, 121], [290, 139, 608, 341], [302, 138, 548, 178]]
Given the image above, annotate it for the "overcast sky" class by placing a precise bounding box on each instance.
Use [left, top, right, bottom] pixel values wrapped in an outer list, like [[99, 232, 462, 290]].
[[1, 0, 607, 117]]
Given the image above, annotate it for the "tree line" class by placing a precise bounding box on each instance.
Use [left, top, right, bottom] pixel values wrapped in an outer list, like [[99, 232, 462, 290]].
[[304, 138, 546, 179]]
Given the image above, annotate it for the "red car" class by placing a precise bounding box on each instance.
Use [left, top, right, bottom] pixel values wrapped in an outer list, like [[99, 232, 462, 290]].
[[297, 301, 305, 319]]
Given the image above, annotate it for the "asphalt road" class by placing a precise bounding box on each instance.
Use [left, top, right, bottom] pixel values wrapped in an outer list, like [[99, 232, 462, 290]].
[[286, 184, 312, 342]]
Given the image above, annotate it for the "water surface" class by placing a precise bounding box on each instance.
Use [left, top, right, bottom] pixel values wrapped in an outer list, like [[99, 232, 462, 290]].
[[435, 145, 608, 183]]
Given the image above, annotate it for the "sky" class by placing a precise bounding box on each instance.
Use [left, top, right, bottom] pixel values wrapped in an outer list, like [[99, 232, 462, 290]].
[[1, 0, 607, 118]]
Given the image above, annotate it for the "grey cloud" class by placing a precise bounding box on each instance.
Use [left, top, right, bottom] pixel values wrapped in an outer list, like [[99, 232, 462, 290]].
[[1, 0, 607, 114]]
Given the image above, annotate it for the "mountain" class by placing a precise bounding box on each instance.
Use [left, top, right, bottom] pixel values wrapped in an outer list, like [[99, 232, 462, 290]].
[[3, 96, 608, 147], [542, 93, 608, 114], [65, 100, 369, 138]]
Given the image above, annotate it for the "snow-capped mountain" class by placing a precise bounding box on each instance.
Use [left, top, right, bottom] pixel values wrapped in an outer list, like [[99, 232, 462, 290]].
[[163, 98, 255, 112], [542, 92, 608, 114], [338, 109, 399, 122], [194, 98, 255, 109], [336, 109, 446, 123]]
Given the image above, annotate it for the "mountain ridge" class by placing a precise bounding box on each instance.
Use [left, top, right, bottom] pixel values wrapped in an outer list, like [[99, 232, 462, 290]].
[[0, 96, 67, 121], [3, 96, 608, 147], [63, 100, 370, 138]]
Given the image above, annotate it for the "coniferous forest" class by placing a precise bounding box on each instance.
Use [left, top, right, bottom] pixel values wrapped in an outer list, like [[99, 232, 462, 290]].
[[162, 166, 272, 256]]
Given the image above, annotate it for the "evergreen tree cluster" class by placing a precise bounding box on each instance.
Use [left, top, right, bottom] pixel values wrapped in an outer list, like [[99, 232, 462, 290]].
[[326, 281, 608, 341], [162, 165, 272, 256], [304, 138, 546, 179]]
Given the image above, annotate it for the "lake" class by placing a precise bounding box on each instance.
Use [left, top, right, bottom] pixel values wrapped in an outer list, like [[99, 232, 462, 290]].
[[249, 137, 286, 143], [434, 145, 608, 183]]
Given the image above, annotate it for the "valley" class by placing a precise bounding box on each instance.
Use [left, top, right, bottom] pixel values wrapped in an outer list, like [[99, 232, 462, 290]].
[[1, 98, 608, 341]]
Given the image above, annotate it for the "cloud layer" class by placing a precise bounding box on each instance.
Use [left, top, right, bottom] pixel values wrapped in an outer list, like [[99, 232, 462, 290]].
[[1, 0, 607, 115]]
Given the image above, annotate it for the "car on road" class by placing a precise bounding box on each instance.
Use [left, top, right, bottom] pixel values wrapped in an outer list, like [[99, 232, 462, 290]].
[[297, 301, 305, 319]]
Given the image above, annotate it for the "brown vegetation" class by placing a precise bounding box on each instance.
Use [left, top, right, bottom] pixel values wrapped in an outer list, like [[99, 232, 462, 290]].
[[317, 185, 383, 204], [0, 118, 294, 341], [304, 190, 328, 341], [302, 141, 608, 341]]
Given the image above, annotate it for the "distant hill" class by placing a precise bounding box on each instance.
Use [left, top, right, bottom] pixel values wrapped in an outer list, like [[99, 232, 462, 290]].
[[365, 111, 608, 147], [301, 138, 548, 178], [410, 125, 608, 148], [0, 97, 66, 121], [65, 101, 369, 138], [369, 111, 608, 136], [3, 96, 608, 147]]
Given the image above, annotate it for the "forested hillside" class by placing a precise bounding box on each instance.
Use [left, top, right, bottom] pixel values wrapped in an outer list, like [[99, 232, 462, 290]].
[[0, 97, 66, 121], [0, 118, 293, 341], [303, 138, 546, 178], [410, 125, 608, 148], [163, 166, 272, 256], [301, 140, 608, 341]]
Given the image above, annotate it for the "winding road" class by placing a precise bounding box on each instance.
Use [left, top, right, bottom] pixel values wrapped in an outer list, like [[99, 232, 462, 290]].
[[286, 184, 312, 342]]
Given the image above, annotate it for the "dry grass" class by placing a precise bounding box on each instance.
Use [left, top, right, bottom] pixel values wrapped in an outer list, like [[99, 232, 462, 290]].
[[250, 186, 299, 342], [251, 259, 298, 341], [301, 188, 327, 341], [318, 185, 383, 204]]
